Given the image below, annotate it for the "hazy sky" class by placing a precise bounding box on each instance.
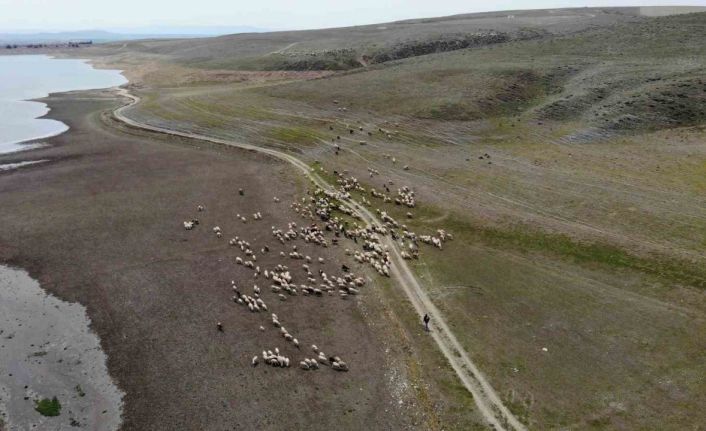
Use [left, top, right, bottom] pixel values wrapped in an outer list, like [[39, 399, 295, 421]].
[[1, 0, 705, 32]]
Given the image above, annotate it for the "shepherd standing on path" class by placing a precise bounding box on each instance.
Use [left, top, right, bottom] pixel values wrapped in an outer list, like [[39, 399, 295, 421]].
[[423, 313, 430, 332]]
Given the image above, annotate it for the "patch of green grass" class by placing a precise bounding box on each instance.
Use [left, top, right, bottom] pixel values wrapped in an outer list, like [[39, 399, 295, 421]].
[[344, 170, 706, 290], [503, 395, 531, 426], [398, 204, 706, 291], [460, 221, 706, 290], [268, 126, 323, 146], [366, 182, 706, 290], [34, 397, 61, 417], [587, 415, 612, 429]]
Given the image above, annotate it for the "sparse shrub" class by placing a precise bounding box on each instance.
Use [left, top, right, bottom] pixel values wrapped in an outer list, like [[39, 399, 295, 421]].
[[35, 397, 61, 417]]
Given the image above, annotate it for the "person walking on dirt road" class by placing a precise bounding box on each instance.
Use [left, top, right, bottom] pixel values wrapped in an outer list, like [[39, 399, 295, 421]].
[[423, 313, 430, 332]]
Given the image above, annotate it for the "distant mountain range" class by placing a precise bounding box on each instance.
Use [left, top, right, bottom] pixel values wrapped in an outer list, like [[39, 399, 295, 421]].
[[0, 26, 268, 44]]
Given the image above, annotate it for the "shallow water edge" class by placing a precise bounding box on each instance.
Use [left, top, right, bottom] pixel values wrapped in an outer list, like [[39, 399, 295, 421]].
[[0, 265, 124, 430]]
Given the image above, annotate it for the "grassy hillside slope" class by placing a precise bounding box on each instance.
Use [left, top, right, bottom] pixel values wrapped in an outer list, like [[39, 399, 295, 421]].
[[86, 7, 647, 70]]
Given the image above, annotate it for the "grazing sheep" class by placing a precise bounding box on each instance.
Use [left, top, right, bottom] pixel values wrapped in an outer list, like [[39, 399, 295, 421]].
[[183, 221, 194, 230], [252, 356, 259, 367], [332, 361, 349, 371], [261, 348, 291, 368], [197, 205, 204, 212]]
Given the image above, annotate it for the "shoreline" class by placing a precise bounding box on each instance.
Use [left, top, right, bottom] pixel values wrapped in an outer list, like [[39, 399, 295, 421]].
[[0, 58, 131, 429], [0, 54, 127, 156]]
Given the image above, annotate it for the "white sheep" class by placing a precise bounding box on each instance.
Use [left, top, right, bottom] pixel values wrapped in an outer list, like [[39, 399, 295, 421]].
[[332, 361, 349, 371]]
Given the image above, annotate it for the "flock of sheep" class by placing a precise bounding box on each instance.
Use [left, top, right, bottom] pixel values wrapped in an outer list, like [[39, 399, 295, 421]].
[[181, 197, 361, 373], [180, 159, 452, 376]]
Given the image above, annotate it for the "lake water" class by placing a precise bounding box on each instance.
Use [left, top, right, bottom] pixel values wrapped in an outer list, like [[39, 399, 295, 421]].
[[0, 55, 126, 155]]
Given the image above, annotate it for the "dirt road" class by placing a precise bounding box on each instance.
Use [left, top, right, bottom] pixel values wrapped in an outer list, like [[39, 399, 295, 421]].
[[113, 88, 526, 430]]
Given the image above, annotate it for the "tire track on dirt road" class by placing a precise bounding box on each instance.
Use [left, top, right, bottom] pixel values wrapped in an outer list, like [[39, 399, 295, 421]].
[[112, 87, 526, 431]]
